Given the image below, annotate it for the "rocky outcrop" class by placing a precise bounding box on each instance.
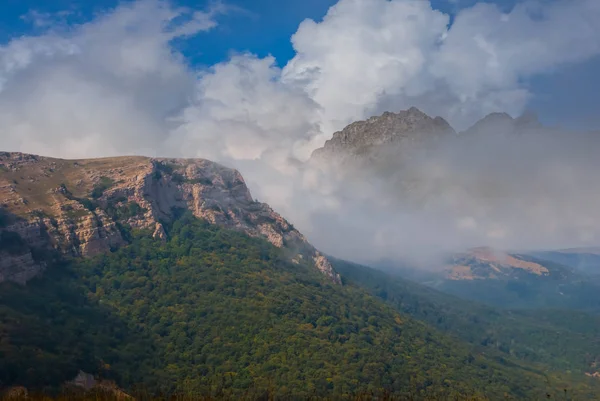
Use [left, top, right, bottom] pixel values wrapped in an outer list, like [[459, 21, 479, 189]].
[[0, 152, 340, 284], [311, 107, 455, 165], [0, 251, 44, 284]]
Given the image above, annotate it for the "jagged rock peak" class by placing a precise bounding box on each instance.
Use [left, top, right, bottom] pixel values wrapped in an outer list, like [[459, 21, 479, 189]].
[[0, 152, 340, 285], [311, 108, 455, 160]]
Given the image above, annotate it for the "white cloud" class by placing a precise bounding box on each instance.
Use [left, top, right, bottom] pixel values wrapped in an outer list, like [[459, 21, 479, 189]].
[[283, 0, 449, 135], [2, 0, 600, 263], [0, 0, 218, 158], [283, 0, 600, 134], [168, 54, 320, 163]]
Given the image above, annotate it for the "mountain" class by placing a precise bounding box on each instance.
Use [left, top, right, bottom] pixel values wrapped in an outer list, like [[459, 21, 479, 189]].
[[0, 152, 339, 284], [459, 111, 544, 137], [528, 248, 600, 275], [381, 247, 600, 312], [309, 108, 600, 312], [444, 247, 568, 281], [310, 107, 455, 167], [2, 213, 599, 399], [3, 152, 600, 399]]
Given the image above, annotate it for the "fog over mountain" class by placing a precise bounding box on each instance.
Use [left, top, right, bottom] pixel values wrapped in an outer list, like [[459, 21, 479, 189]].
[[2, 0, 600, 265], [300, 108, 600, 265]]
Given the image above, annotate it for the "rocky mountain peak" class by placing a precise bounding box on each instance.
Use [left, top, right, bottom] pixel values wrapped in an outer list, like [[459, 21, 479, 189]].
[[0, 153, 340, 284], [311, 108, 455, 163]]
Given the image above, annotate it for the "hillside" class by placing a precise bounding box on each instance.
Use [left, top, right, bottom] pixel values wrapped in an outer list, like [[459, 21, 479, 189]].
[[446, 247, 553, 280], [0, 152, 339, 284], [418, 249, 600, 312], [334, 258, 600, 377], [374, 248, 600, 312], [3, 213, 592, 399], [2, 152, 600, 399]]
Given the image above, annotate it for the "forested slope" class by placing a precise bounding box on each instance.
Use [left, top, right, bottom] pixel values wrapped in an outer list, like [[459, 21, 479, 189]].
[[334, 259, 600, 378], [2, 214, 597, 399]]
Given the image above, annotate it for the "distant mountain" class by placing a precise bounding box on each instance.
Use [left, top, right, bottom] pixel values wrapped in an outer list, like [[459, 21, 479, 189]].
[[386, 247, 600, 312], [528, 248, 600, 275], [311, 107, 455, 163], [334, 258, 600, 383], [459, 110, 544, 137], [309, 107, 551, 167], [309, 108, 600, 312], [444, 247, 569, 281]]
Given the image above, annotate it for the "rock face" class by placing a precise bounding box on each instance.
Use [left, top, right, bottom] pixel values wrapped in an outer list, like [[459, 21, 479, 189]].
[[0, 152, 340, 284], [68, 370, 132, 399], [311, 107, 456, 165], [310, 108, 550, 170]]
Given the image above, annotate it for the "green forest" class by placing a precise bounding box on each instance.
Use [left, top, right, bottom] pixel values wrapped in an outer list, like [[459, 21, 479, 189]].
[[1, 214, 599, 399], [334, 259, 600, 374]]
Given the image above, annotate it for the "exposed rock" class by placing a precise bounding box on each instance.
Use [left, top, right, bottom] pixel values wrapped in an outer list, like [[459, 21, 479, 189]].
[[0, 251, 45, 284], [0, 153, 339, 284], [68, 370, 132, 399], [152, 222, 167, 242], [313, 251, 342, 284], [70, 370, 97, 390], [311, 107, 455, 165]]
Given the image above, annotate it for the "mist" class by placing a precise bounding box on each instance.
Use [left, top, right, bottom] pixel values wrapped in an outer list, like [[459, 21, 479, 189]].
[[297, 116, 600, 266], [1, 0, 600, 267]]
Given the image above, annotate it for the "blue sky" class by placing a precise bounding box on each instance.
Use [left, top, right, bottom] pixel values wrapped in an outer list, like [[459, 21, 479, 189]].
[[1, 0, 522, 66]]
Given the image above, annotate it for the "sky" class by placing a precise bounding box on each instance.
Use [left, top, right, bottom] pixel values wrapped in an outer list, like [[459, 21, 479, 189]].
[[0, 1, 524, 65], [1, 0, 600, 262]]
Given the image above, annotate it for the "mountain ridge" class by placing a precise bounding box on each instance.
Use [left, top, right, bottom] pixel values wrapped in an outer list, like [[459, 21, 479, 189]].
[[0, 152, 340, 284], [310, 107, 456, 164]]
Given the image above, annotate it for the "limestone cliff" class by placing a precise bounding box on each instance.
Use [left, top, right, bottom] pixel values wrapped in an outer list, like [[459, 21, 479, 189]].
[[0, 152, 340, 284]]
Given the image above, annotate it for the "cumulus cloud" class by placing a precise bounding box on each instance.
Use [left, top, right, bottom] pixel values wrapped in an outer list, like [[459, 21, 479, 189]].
[[0, 0, 218, 157], [284, 0, 600, 134], [168, 54, 320, 163], [2, 0, 600, 264]]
